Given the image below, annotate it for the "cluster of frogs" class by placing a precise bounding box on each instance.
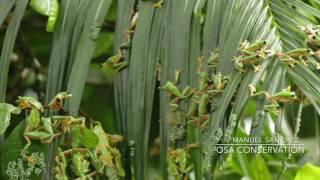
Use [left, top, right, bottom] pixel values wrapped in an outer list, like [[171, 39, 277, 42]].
[[233, 40, 275, 73], [161, 58, 230, 178], [161, 25, 320, 176], [234, 24, 320, 73], [7, 92, 125, 180]]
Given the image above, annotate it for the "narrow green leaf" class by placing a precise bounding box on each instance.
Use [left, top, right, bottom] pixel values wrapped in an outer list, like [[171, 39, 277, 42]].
[[0, 0, 29, 102], [0, 0, 16, 27], [66, 0, 112, 116], [45, 0, 80, 104]]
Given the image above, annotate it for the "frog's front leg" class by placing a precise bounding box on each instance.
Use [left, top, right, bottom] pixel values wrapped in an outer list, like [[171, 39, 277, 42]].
[[169, 103, 179, 112], [251, 64, 261, 72], [298, 56, 309, 66], [248, 84, 270, 98], [184, 165, 193, 174], [42, 132, 62, 144], [180, 86, 194, 99], [153, 0, 164, 8], [113, 61, 128, 73]]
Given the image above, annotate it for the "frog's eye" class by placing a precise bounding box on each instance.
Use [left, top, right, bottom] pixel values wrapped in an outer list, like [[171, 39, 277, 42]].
[[256, 55, 260, 58], [263, 41, 267, 44], [56, 98, 61, 103], [313, 36, 316, 39], [307, 49, 311, 52], [291, 94, 295, 97]]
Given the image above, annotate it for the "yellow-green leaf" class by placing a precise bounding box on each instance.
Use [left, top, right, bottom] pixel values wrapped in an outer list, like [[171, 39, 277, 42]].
[[295, 163, 320, 180]]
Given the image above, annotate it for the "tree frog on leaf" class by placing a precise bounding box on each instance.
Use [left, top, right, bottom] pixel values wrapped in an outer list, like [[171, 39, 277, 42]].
[[284, 48, 313, 58], [88, 123, 125, 179], [162, 72, 194, 111], [16, 96, 43, 112], [22, 114, 61, 156], [54, 148, 69, 180], [48, 92, 72, 111], [277, 48, 313, 67], [210, 72, 229, 92], [208, 49, 219, 69], [71, 152, 91, 179], [101, 54, 128, 73], [239, 40, 267, 55], [167, 148, 192, 179], [249, 84, 298, 115], [233, 54, 267, 72], [53, 116, 85, 134]]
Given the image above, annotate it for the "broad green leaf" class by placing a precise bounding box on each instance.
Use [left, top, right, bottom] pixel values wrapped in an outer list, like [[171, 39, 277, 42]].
[[295, 163, 320, 180], [0, 103, 21, 135], [80, 128, 99, 149], [1, 121, 47, 179]]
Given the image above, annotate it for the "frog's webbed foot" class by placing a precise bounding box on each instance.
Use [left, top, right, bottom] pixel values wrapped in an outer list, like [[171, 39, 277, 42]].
[[248, 84, 257, 96], [252, 65, 261, 72], [264, 104, 280, 116], [114, 61, 128, 73]]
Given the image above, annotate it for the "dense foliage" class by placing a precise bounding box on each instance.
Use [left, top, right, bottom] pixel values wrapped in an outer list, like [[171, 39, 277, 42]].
[[1, 0, 320, 179]]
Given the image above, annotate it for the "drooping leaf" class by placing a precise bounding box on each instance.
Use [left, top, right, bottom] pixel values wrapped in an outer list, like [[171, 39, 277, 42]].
[[29, 0, 59, 32], [0, 103, 21, 135], [29, 0, 52, 16]]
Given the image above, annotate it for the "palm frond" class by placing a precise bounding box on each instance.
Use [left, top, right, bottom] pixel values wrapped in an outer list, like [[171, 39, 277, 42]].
[[45, 0, 80, 103], [0, 0, 29, 102], [126, 2, 157, 178], [0, 0, 16, 27], [66, 0, 112, 115]]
